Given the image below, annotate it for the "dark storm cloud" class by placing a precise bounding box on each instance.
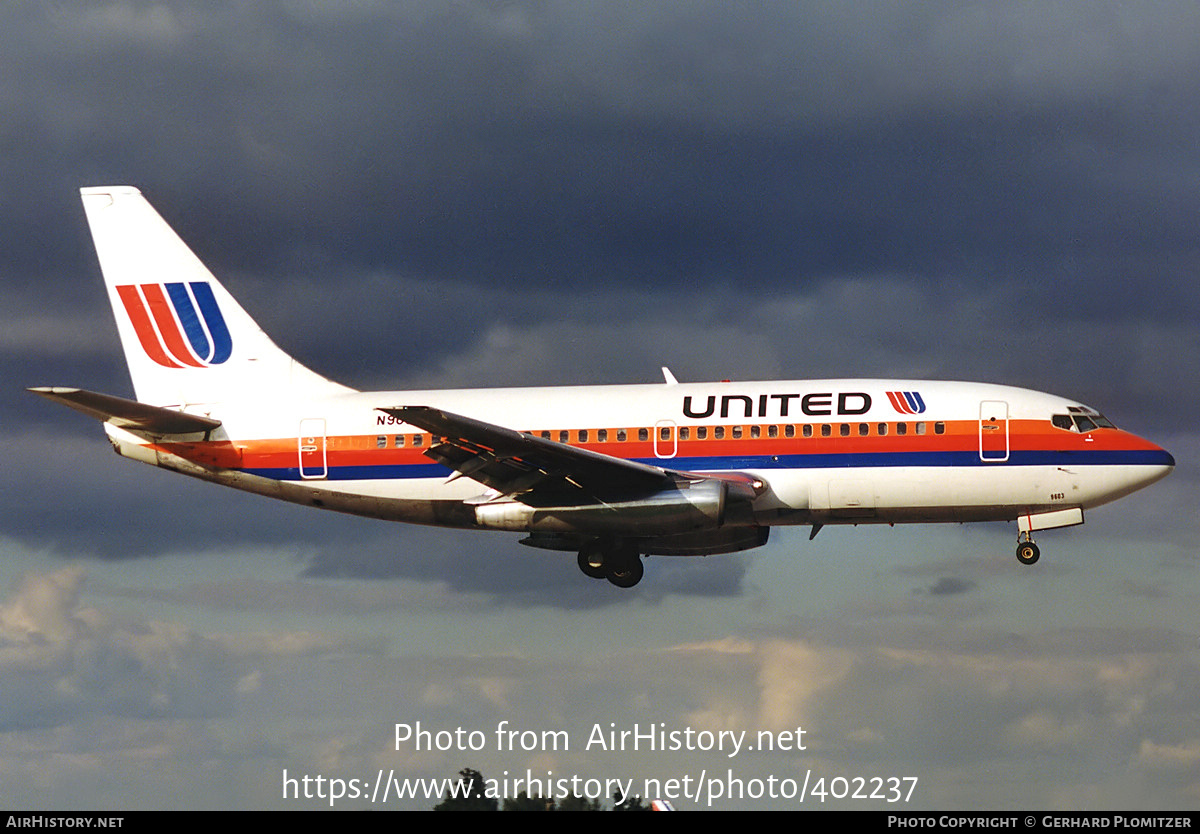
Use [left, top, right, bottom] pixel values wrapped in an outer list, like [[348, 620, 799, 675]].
[[7, 2, 1196, 394], [5, 1, 1200, 297]]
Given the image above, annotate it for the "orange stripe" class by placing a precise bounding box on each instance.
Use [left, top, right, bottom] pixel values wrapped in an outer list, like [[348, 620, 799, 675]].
[[116, 285, 182, 368], [140, 284, 204, 367]]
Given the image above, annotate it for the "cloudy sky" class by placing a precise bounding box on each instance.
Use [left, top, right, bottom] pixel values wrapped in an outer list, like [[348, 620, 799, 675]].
[[3, 0, 1200, 811]]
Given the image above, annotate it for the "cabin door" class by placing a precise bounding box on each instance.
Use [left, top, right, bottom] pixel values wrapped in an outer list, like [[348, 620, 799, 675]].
[[299, 418, 328, 479], [979, 401, 1009, 462], [654, 420, 677, 459]]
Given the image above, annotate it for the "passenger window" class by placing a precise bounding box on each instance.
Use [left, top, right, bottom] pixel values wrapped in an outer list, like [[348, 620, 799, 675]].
[[679, 427, 689, 440], [858, 423, 869, 436], [732, 426, 743, 439], [394, 435, 405, 447], [617, 429, 627, 442], [840, 424, 850, 437], [413, 434, 424, 447], [767, 425, 778, 438], [660, 426, 671, 441], [540, 431, 551, 440], [638, 428, 649, 442], [697, 426, 708, 440], [821, 424, 831, 437], [915, 423, 926, 435], [598, 429, 608, 442], [714, 426, 725, 439], [802, 424, 811, 438], [578, 429, 589, 442], [377, 436, 387, 448], [750, 425, 760, 439], [897, 422, 907, 436], [934, 422, 945, 435], [559, 430, 569, 443], [786, 424, 796, 438], [877, 423, 888, 436]]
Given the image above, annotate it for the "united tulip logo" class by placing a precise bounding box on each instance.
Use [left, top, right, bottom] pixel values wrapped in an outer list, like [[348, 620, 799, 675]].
[[886, 391, 926, 414], [116, 282, 232, 368]]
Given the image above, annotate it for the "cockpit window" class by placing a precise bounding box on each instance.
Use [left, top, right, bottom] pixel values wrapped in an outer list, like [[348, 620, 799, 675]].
[[1052, 411, 1116, 432]]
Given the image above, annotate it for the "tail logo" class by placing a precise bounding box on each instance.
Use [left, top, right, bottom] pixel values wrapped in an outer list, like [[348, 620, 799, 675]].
[[116, 282, 232, 368], [886, 391, 926, 414]]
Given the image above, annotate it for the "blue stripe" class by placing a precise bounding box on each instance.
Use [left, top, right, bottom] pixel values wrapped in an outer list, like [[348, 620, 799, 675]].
[[166, 282, 211, 361], [242, 448, 1173, 482], [190, 282, 232, 364], [245, 463, 453, 481]]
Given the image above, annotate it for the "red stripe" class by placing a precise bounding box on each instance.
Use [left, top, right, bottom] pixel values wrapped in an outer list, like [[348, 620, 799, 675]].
[[140, 284, 204, 367], [886, 391, 912, 414], [116, 285, 183, 368]]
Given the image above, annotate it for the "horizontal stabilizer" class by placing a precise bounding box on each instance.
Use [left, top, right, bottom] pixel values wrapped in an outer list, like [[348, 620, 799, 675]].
[[27, 387, 221, 435]]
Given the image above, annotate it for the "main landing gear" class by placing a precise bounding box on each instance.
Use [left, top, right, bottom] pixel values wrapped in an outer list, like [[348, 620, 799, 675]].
[[1016, 532, 1040, 565], [578, 540, 645, 588]]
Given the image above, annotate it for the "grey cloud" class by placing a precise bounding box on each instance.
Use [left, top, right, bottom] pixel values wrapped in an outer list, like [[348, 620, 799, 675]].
[[924, 576, 976, 596], [279, 621, 1200, 809], [3, 564, 1200, 809], [0, 567, 238, 730], [299, 526, 749, 607], [107, 573, 495, 618]]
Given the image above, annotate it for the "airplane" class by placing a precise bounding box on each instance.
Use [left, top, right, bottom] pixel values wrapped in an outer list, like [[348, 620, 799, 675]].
[[29, 186, 1175, 588]]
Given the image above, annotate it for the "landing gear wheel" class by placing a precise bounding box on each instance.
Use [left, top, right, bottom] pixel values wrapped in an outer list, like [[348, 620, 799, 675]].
[[577, 544, 607, 579], [1016, 541, 1040, 565], [607, 556, 644, 588]]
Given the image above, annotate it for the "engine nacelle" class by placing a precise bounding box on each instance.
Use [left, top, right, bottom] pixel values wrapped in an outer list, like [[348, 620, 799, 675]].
[[474, 479, 750, 535]]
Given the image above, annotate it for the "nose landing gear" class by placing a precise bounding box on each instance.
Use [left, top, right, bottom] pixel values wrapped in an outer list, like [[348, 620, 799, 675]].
[[1016, 533, 1040, 565]]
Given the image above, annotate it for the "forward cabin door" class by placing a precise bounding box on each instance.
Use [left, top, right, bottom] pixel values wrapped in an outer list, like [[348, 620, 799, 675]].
[[979, 400, 1009, 462]]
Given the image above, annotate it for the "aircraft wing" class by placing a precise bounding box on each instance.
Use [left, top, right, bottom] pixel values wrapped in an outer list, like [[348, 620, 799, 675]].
[[27, 387, 222, 435], [378, 405, 677, 505]]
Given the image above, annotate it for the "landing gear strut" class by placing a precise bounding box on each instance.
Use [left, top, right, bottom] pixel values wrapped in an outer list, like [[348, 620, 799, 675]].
[[576, 540, 645, 588], [1016, 532, 1040, 565]]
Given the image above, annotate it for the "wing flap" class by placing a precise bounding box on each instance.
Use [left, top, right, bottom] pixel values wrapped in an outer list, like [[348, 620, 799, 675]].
[[28, 387, 222, 435], [378, 405, 673, 503]]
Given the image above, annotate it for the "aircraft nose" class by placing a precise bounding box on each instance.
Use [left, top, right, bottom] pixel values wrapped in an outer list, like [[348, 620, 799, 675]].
[[1093, 432, 1175, 504], [1137, 438, 1174, 486]]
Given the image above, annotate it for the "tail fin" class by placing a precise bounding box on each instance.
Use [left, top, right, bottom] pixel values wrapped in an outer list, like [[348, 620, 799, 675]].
[[79, 186, 352, 406]]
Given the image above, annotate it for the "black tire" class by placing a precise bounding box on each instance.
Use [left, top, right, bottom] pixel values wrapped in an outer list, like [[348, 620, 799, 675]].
[[1016, 541, 1040, 565], [607, 556, 644, 588], [577, 544, 607, 579]]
